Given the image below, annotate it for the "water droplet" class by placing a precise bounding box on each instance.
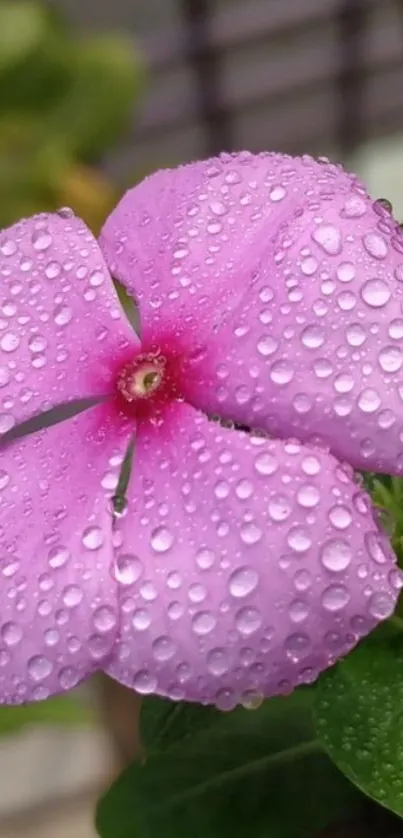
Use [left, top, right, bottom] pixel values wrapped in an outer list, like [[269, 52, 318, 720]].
[[312, 224, 342, 255], [301, 325, 325, 349], [287, 527, 312, 553], [361, 278, 391, 308], [365, 532, 389, 564], [93, 605, 116, 633], [378, 346, 402, 373], [289, 600, 309, 623], [132, 609, 151, 631], [270, 360, 294, 385], [1, 621, 22, 646], [0, 332, 19, 353], [235, 479, 253, 500], [301, 455, 321, 476], [210, 200, 228, 216], [0, 413, 14, 434], [54, 304, 72, 327], [0, 238, 17, 256], [207, 647, 229, 675], [62, 585, 83, 607], [192, 611, 216, 635], [296, 484, 320, 508], [48, 545, 70, 569], [82, 526, 104, 550], [257, 335, 278, 357], [301, 257, 318, 276], [89, 270, 105, 287], [389, 319, 403, 340], [45, 261, 61, 280], [368, 592, 395, 619], [269, 185, 286, 201], [151, 526, 174, 553], [358, 388, 381, 413], [285, 632, 311, 661], [336, 262, 355, 283], [114, 554, 143, 585], [196, 547, 215, 570], [346, 323, 366, 347], [229, 566, 259, 597], [133, 670, 157, 695], [215, 687, 237, 711], [322, 584, 350, 611], [320, 538, 352, 572], [235, 606, 262, 635], [0, 469, 10, 490], [240, 522, 262, 545], [32, 230, 52, 251], [28, 655, 53, 681], [362, 233, 388, 259], [342, 196, 367, 217], [188, 582, 206, 603], [28, 334, 47, 353], [268, 494, 292, 521], [59, 666, 79, 690], [152, 636, 175, 661], [0, 367, 10, 387], [255, 452, 278, 476], [328, 505, 352, 530]]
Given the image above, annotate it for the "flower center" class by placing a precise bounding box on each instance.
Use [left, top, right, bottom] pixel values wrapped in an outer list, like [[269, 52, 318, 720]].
[[117, 353, 165, 403]]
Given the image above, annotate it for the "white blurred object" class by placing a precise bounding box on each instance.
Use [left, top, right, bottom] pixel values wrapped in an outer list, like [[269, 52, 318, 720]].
[[352, 135, 403, 220]]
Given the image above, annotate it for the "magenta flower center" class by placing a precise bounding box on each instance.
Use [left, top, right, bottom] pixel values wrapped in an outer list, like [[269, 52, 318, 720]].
[[117, 353, 165, 402], [113, 338, 188, 423]]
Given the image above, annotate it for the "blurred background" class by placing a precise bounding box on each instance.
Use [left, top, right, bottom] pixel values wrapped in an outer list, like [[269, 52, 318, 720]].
[[1, 0, 403, 836]]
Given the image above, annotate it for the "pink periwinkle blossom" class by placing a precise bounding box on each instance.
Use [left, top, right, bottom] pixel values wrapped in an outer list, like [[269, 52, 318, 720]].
[[0, 151, 402, 708]]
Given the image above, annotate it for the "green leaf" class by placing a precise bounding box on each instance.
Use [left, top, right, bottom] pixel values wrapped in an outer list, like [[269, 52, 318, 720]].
[[0, 692, 94, 736], [43, 35, 144, 160], [0, 2, 50, 72], [315, 634, 403, 818], [96, 690, 362, 838]]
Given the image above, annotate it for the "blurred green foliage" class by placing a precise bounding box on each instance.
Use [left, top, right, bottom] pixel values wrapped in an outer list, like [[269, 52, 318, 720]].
[[0, 0, 143, 732], [0, 692, 94, 735], [0, 0, 144, 231]]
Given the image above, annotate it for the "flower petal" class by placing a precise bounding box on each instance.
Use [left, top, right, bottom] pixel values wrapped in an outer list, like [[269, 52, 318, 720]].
[[0, 211, 138, 434], [100, 152, 403, 475], [0, 405, 128, 703], [104, 404, 400, 706]]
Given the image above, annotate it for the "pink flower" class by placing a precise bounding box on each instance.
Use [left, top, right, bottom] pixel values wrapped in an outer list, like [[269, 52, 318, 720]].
[[0, 151, 402, 708]]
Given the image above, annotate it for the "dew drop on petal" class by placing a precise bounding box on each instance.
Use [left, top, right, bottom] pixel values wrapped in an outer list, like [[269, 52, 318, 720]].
[[82, 526, 104, 550], [228, 566, 259, 597], [192, 611, 216, 635], [113, 554, 143, 585], [195, 547, 215, 570], [235, 606, 262, 635], [320, 538, 352, 572], [328, 505, 352, 530], [367, 592, 395, 619], [240, 522, 262, 545], [27, 655, 53, 682], [133, 670, 157, 695], [207, 647, 229, 676], [312, 224, 342, 255], [360, 278, 391, 308], [150, 526, 175, 553], [322, 584, 350, 611], [255, 452, 278, 476]]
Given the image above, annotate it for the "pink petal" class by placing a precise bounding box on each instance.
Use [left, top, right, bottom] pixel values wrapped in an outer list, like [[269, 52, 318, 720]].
[[100, 152, 403, 475], [104, 403, 400, 707], [0, 405, 128, 703], [0, 211, 138, 434]]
